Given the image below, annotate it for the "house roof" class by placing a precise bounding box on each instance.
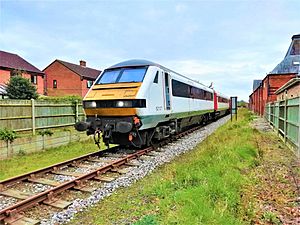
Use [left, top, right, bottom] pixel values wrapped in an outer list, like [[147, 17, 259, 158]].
[[0, 50, 44, 75], [51, 60, 101, 80], [253, 80, 262, 91]]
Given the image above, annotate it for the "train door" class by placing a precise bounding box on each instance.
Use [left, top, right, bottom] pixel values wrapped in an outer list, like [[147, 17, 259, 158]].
[[214, 91, 218, 111], [164, 72, 171, 110]]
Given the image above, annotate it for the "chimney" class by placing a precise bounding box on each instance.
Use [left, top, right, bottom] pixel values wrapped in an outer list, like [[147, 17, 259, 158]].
[[80, 60, 86, 67]]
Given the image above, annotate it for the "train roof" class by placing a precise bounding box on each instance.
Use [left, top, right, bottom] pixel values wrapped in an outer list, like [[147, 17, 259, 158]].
[[108, 59, 213, 91]]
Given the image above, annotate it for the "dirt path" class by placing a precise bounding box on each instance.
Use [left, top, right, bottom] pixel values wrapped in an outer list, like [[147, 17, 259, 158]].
[[243, 116, 299, 224]]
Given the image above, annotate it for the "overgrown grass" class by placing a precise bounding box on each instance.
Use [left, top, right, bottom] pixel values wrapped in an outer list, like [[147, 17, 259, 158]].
[[0, 139, 99, 181], [70, 109, 259, 225]]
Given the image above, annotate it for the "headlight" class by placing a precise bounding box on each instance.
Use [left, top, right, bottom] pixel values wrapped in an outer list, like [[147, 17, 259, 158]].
[[116, 101, 124, 107], [84, 101, 97, 108], [116, 101, 132, 107]]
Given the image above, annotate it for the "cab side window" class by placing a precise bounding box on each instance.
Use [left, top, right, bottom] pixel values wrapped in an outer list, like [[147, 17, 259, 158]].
[[153, 71, 159, 84]]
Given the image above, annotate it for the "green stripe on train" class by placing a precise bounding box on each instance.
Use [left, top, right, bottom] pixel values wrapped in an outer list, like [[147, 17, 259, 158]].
[[139, 109, 214, 129]]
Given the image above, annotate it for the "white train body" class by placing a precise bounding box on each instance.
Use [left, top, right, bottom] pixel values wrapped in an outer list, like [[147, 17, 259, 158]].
[[76, 60, 230, 147]]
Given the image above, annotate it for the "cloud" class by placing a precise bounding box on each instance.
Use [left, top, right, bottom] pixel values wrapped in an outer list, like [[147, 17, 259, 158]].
[[161, 54, 278, 101], [175, 3, 187, 13]]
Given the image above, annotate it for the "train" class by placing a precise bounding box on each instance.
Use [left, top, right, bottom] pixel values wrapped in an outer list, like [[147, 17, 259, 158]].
[[75, 59, 230, 148]]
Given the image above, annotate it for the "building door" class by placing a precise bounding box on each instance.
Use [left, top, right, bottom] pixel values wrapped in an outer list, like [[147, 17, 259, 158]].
[[164, 72, 171, 110]]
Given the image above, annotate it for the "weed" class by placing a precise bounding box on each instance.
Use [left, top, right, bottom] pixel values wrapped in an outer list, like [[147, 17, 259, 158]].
[[17, 149, 26, 156], [133, 215, 159, 225], [262, 211, 282, 225]]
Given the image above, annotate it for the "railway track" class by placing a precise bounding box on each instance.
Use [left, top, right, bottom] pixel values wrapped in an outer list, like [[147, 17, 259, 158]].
[[0, 124, 203, 225]]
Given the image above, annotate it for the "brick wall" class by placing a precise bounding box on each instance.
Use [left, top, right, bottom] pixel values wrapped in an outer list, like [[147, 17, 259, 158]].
[[277, 83, 300, 100], [249, 73, 296, 116], [44, 61, 82, 96], [0, 69, 44, 95]]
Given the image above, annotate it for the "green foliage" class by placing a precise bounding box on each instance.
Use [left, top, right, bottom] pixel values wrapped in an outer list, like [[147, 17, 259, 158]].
[[17, 149, 26, 156], [262, 211, 282, 225], [0, 139, 100, 181], [133, 215, 158, 225], [0, 128, 17, 142], [38, 129, 54, 136], [39, 95, 82, 103], [6, 75, 38, 99]]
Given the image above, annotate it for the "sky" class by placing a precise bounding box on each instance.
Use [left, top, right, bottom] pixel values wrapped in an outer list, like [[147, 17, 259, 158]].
[[0, 0, 299, 101]]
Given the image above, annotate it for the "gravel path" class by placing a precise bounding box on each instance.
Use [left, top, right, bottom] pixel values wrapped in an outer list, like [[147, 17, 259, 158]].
[[41, 115, 230, 224]]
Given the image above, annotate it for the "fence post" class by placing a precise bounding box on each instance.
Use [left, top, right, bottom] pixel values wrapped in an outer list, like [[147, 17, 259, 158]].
[[31, 99, 36, 135], [75, 100, 79, 122], [298, 98, 300, 156], [283, 92, 287, 143]]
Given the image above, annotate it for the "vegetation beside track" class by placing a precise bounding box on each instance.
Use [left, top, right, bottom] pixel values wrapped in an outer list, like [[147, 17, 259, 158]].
[[0, 139, 99, 181], [67, 109, 266, 224]]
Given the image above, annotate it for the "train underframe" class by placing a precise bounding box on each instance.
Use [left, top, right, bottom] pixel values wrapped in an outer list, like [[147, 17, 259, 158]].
[[75, 109, 229, 148]]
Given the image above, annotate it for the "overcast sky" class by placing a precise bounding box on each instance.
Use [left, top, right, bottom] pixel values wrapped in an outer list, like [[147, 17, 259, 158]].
[[0, 0, 299, 101]]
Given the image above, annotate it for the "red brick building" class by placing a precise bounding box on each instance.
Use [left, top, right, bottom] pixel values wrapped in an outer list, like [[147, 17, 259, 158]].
[[249, 34, 300, 116], [0, 50, 45, 95], [276, 78, 300, 101], [43, 60, 101, 97], [249, 73, 296, 115]]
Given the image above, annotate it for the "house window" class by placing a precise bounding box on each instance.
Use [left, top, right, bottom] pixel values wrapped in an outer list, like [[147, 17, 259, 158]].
[[87, 80, 93, 88], [53, 80, 57, 88], [31, 75, 37, 84]]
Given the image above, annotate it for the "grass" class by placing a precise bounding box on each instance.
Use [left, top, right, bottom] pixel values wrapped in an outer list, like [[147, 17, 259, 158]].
[[69, 109, 260, 225], [0, 139, 100, 181]]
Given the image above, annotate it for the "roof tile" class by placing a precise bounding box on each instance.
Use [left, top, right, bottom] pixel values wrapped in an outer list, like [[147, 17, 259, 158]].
[[0, 50, 44, 74], [57, 60, 101, 79]]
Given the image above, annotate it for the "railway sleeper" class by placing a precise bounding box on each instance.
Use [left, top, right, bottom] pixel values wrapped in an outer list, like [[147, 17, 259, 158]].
[[4, 212, 39, 225]]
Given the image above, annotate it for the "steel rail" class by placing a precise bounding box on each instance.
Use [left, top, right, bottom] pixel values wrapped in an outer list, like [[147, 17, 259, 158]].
[[0, 146, 119, 189], [0, 123, 205, 222], [0, 147, 152, 221]]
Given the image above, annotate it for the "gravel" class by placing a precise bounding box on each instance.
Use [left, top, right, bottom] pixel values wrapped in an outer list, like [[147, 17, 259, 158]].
[[40, 115, 230, 224], [53, 175, 75, 183], [0, 195, 17, 210]]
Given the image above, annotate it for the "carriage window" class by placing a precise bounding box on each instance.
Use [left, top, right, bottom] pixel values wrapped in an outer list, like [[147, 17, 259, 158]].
[[153, 71, 159, 83], [172, 79, 213, 100], [172, 80, 190, 98]]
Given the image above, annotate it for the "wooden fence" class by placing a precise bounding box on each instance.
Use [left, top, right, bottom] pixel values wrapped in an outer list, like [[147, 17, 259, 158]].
[[265, 96, 300, 156], [0, 99, 85, 134]]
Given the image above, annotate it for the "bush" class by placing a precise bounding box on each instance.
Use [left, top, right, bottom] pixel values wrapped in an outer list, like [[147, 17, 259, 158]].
[[6, 75, 38, 99], [38, 129, 54, 136], [0, 128, 17, 142]]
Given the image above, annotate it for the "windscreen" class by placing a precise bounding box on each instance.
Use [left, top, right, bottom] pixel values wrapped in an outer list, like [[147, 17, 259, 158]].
[[96, 67, 147, 84]]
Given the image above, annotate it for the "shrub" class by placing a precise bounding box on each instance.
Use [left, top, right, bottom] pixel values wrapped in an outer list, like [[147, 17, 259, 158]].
[[0, 128, 17, 142], [38, 129, 54, 136], [6, 74, 38, 99]]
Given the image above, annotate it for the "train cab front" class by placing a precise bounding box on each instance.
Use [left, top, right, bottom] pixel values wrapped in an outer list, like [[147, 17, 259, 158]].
[[75, 65, 148, 148]]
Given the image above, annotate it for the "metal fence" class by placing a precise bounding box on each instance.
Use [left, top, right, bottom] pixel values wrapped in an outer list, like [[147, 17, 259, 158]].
[[265, 96, 300, 155], [0, 99, 85, 134]]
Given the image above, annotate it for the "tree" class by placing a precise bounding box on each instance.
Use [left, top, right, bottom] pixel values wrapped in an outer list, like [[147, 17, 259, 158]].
[[6, 74, 38, 99]]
